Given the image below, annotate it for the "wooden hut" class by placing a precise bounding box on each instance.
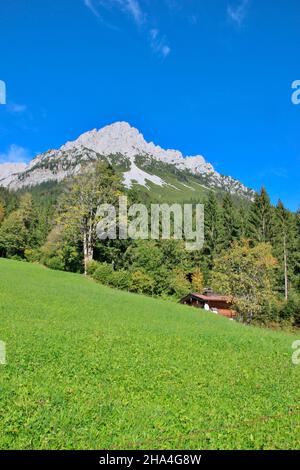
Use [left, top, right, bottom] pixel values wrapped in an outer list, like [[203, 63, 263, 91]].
[[179, 290, 236, 319]]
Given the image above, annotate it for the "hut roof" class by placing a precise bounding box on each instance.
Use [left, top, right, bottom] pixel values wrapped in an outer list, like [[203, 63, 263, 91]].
[[189, 293, 233, 303]]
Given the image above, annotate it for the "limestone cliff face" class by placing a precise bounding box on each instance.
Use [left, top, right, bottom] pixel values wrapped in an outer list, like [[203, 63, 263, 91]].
[[0, 162, 27, 187]]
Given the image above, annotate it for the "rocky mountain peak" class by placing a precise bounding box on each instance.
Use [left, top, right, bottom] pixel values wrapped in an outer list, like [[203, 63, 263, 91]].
[[60, 121, 212, 172], [0, 122, 254, 200]]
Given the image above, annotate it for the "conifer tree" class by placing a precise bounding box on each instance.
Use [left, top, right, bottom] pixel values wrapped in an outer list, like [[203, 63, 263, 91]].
[[247, 187, 273, 243], [203, 191, 221, 269], [0, 201, 5, 224], [219, 193, 239, 249], [236, 204, 249, 239], [273, 201, 292, 299], [293, 207, 300, 289]]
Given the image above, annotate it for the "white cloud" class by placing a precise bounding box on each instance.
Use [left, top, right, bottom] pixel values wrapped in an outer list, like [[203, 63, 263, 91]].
[[161, 45, 171, 58], [188, 14, 199, 25], [150, 28, 158, 40], [84, 0, 144, 25], [164, 0, 182, 13], [84, 0, 100, 18], [150, 28, 171, 58], [227, 0, 249, 27], [124, 0, 144, 25], [0, 144, 31, 163], [84, 0, 170, 58]]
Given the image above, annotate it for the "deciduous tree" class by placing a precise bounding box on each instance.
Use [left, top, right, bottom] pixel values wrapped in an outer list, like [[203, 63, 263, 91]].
[[58, 162, 122, 274], [211, 240, 277, 323]]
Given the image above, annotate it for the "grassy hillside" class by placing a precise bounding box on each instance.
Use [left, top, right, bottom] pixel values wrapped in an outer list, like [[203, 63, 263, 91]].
[[0, 259, 300, 450]]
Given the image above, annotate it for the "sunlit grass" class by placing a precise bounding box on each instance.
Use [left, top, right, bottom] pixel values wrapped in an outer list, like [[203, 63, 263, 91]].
[[0, 258, 299, 449]]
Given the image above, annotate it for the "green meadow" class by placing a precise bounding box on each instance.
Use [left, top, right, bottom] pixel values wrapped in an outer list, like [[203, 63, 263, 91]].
[[0, 258, 300, 450]]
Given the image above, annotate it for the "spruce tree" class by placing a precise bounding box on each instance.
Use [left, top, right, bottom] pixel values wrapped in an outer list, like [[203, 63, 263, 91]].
[[0, 201, 5, 224], [203, 191, 221, 269], [237, 204, 249, 239], [273, 201, 294, 299], [294, 208, 300, 289], [247, 187, 273, 243], [219, 192, 239, 249]]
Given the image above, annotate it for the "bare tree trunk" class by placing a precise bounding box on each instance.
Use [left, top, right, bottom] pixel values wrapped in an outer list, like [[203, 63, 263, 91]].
[[283, 233, 288, 301], [83, 233, 88, 276], [83, 228, 94, 275]]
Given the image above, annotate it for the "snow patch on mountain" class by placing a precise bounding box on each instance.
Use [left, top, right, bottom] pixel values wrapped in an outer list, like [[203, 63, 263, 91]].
[[61, 121, 213, 175], [0, 121, 254, 199], [123, 157, 166, 189]]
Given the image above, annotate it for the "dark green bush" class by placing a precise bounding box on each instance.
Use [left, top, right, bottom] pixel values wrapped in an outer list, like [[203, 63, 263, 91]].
[[110, 270, 132, 290], [280, 291, 300, 326], [93, 263, 114, 285], [44, 256, 65, 271]]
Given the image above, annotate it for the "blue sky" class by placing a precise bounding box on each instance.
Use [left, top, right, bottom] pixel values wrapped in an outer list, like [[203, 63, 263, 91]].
[[0, 0, 299, 210]]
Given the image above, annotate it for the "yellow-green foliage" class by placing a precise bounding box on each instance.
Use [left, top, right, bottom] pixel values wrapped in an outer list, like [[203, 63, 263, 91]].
[[191, 268, 204, 293], [212, 240, 278, 322]]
